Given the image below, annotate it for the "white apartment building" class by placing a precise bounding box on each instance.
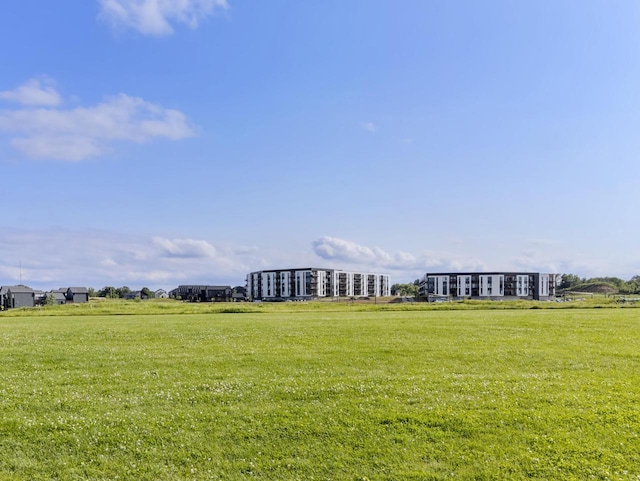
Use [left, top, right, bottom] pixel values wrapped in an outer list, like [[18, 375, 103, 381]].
[[247, 268, 391, 301], [419, 272, 557, 301]]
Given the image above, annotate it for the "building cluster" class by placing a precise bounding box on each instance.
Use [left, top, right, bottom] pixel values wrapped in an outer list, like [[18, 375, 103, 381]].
[[0, 286, 89, 310], [123, 289, 168, 300], [246, 268, 391, 301], [0, 268, 559, 310]]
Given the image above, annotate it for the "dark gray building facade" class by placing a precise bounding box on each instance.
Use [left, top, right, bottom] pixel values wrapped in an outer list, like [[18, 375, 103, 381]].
[[169, 285, 233, 302], [1, 286, 36, 309]]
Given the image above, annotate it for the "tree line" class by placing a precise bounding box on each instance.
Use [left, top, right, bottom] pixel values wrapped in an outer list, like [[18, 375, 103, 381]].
[[92, 286, 155, 299], [559, 274, 640, 294], [390, 280, 420, 297]]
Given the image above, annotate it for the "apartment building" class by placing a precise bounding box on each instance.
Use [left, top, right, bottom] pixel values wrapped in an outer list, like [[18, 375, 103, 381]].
[[246, 268, 391, 301], [419, 272, 557, 301]]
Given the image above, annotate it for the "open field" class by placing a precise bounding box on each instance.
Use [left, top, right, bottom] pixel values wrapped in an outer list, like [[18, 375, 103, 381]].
[[1, 305, 639, 480]]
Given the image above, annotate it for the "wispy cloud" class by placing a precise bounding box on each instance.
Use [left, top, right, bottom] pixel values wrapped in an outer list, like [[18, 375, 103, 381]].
[[311, 235, 618, 281], [0, 228, 632, 290], [0, 228, 249, 289], [0, 77, 61, 107], [0, 78, 196, 161], [98, 0, 229, 36], [152, 237, 217, 258]]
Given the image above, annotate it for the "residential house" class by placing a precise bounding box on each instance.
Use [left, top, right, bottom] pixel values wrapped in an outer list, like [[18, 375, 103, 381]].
[[65, 287, 89, 303], [48, 290, 67, 305], [232, 285, 247, 302], [4, 286, 36, 309], [154, 289, 168, 299]]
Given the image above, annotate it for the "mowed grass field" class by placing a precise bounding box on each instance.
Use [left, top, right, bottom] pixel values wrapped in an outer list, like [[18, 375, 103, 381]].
[[1, 305, 638, 480]]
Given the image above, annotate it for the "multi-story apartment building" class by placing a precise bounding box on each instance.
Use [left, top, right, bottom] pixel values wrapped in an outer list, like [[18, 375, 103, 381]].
[[419, 272, 557, 301], [246, 268, 391, 301]]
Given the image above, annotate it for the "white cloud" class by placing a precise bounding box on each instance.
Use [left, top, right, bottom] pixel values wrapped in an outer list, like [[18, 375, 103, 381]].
[[0, 228, 251, 290], [10, 136, 104, 162], [152, 237, 217, 258], [0, 228, 635, 291], [99, 0, 229, 36], [0, 78, 62, 107], [312, 236, 485, 275], [0, 81, 196, 161], [311, 235, 624, 282]]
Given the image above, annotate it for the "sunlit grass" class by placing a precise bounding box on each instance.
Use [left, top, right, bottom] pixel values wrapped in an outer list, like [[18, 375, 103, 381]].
[[1, 307, 638, 479], [1, 294, 636, 318]]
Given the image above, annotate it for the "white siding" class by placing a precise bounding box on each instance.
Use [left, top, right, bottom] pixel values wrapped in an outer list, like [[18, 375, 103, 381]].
[[262, 272, 276, 298], [317, 270, 327, 297], [457, 275, 471, 297], [479, 275, 504, 297], [516, 275, 529, 296], [539, 274, 549, 297]]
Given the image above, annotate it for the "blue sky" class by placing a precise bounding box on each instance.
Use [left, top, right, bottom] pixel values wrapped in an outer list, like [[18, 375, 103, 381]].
[[1, 0, 639, 290]]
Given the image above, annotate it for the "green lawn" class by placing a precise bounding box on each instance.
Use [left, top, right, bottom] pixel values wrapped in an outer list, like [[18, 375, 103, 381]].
[[1, 306, 638, 480]]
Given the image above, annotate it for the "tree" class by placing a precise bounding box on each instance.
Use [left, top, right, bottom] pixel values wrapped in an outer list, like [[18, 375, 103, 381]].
[[116, 286, 131, 298], [141, 287, 153, 299], [391, 283, 419, 297], [45, 293, 56, 306], [622, 275, 640, 294], [98, 286, 117, 298], [559, 274, 582, 289]]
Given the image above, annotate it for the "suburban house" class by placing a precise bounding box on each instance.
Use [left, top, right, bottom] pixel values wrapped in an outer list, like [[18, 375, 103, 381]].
[[0, 285, 90, 310], [232, 286, 247, 302], [418, 272, 558, 301], [154, 289, 168, 299], [246, 268, 391, 301], [169, 285, 233, 302], [66, 287, 89, 303], [50, 290, 68, 305], [1, 286, 36, 309]]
